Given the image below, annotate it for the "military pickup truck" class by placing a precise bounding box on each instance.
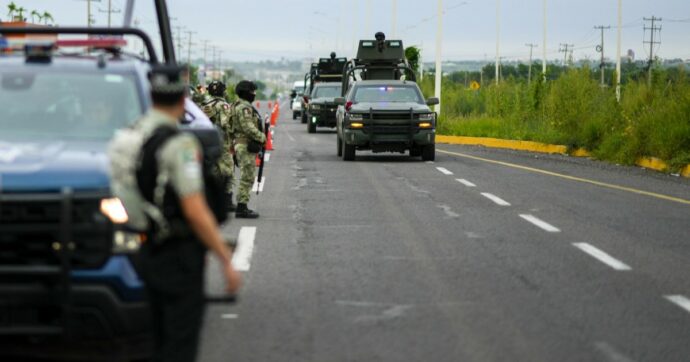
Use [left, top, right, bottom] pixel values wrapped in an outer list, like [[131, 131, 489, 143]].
[[335, 33, 438, 161]]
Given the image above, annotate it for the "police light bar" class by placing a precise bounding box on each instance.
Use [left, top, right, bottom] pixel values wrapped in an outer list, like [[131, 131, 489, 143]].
[[55, 38, 127, 48]]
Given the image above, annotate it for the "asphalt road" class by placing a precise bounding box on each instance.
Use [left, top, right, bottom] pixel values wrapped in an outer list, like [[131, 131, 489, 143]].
[[199, 101, 690, 362]]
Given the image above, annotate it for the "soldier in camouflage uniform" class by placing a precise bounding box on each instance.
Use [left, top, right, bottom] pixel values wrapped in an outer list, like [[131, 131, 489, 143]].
[[202, 81, 236, 212], [231, 80, 265, 218]]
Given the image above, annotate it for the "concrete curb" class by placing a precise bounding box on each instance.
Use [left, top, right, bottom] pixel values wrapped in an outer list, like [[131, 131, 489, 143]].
[[436, 135, 690, 179]]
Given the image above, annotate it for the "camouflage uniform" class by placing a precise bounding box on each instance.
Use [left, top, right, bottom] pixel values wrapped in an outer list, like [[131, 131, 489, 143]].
[[231, 99, 266, 205], [202, 96, 235, 195]]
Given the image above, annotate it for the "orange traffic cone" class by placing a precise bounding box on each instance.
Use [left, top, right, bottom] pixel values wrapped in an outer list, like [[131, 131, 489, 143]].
[[270, 108, 278, 126], [256, 101, 260, 108], [268, 101, 272, 109], [265, 127, 274, 151], [255, 154, 261, 167]]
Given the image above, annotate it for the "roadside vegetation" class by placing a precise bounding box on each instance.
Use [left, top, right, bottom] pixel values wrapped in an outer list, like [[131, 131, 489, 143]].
[[419, 63, 690, 172]]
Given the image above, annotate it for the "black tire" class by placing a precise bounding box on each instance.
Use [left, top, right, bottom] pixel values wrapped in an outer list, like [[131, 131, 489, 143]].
[[410, 147, 422, 158], [421, 144, 435, 161], [337, 136, 343, 157], [308, 121, 316, 133], [343, 143, 355, 161], [301, 113, 308, 124], [292, 112, 297, 120]]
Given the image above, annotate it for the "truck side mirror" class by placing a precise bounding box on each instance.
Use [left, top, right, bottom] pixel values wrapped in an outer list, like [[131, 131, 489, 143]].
[[334, 97, 346, 105], [426, 97, 440, 106]]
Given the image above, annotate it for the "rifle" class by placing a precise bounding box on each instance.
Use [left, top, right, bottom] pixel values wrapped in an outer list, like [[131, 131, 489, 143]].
[[256, 112, 270, 195]]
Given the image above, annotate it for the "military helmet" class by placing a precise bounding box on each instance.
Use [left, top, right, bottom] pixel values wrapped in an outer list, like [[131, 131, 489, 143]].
[[207, 80, 226, 96], [235, 80, 257, 94], [330, 52, 336, 59]]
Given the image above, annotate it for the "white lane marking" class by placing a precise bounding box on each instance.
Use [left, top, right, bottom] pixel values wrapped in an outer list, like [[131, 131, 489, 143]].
[[437, 204, 460, 218], [594, 342, 634, 362], [665, 295, 690, 314], [519, 214, 561, 233], [221, 314, 239, 320], [232, 226, 256, 271], [264, 153, 271, 163], [251, 177, 265, 192], [481, 193, 511, 206], [425, 161, 435, 164], [436, 167, 453, 175], [456, 178, 476, 187], [572, 243, 632, 271]]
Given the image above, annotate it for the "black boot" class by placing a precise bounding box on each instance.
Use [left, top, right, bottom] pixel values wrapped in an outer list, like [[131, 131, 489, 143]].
[[235, 203, 259, 219], [225, 192, 236, 212]]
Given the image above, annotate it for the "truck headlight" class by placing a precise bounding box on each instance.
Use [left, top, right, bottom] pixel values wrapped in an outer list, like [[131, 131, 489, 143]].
[[100, 198, 129, 224], [348, 113, 363, 121], [112, 231, 144, 253], [418, 113, 434, 121], [311, 104, 321, 110]]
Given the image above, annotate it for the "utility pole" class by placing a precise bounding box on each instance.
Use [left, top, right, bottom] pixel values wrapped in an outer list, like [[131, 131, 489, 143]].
[[186, 30, 195, 78], [173, 25, 184, 58], [75, 0, 101, 27], [434, 0, 443, 116], [595, 25, 611, 86], [495, 0, 500, 85], [615, 0, 622, 101], [526, 43, 538, 86], [542, 0, 547, 80], [99, 0, 121, 27], [643, 16, 662, 87], [559, 43, 573, 66]]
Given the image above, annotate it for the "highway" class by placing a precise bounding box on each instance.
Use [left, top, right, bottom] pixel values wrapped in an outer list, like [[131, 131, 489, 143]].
[[200, 101, 690, 362]]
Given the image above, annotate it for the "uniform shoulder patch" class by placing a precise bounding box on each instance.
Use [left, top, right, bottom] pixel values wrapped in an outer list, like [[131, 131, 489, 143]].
[[243, 108, 252, 117]]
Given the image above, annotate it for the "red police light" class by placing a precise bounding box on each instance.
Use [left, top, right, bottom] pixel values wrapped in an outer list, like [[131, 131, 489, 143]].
[[55, 38, 127, 49]]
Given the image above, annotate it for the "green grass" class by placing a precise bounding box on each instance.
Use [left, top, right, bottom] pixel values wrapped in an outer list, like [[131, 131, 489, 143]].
[[422, 66, 690, 173]]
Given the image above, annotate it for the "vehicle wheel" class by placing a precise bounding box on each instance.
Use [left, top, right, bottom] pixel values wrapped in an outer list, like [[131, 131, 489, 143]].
[[308, 121, 316, 133], [421, 144, 435, 161], [301, 113, 308, 124], [337, 136, 343, 157], [410, 147, 422, 158], [343, 143, 355, 161], [292, 112, 297, 120]]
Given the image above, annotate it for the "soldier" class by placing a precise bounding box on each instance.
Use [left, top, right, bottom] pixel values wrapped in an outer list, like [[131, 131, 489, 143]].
[[232, 80, 266, 219], [119, 65, 241, 362], [202, 80, 236, 212]]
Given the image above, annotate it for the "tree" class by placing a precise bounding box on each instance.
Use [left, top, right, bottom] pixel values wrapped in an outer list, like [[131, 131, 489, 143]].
[[42, 11, 54, 25], [15, 6, 26, 21], [405, 46, 421, 75], [30, 10, 42, 23], [7, 2, 17, 20]]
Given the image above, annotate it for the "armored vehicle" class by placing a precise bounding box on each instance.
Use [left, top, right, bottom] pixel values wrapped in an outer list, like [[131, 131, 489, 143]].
[[303, 53, 346, 132], [335, 33, 439, 161]]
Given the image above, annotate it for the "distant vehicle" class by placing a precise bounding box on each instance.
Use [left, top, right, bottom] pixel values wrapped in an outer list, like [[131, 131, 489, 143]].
[[291, 80, 306, 120], [306, 83, 342, 133], [302, 53, 347, 130], [335, 33, 438, 161], [0, 28, 156, 360]]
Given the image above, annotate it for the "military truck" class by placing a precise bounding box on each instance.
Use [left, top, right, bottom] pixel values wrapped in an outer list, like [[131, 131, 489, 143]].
[[335, 33, 439, 161], [303, 53, 347, 132]]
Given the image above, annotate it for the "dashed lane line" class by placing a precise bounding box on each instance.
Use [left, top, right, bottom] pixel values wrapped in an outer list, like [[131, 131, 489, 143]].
[[231, 226, 256, 272], [572, 243, 632, 271], [519, 214, 561, 233], [221, 314, 239, 320], [436, 167, 453, 175], [437, 149, 690, 206], [251, 177, 266, 193], [481, 193, 511, 206], [665, 295, 690, 314], [264, 153, 271, 163], [456, 178, 477, 187]]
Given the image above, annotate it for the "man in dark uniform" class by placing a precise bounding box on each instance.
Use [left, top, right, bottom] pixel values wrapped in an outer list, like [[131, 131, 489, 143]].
[[134, 66, 241, 362]]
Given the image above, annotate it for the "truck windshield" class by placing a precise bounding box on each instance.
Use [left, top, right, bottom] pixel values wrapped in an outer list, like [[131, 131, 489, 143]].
[[0, 70, 143, 140], [312, 85, 342, 98], [353, 85, 423, 104]]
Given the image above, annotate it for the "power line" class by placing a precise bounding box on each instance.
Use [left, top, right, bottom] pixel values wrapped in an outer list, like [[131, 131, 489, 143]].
[[98, 0, 121, 28], [559, 43, 574, 66], [525, 43, 538, 86]]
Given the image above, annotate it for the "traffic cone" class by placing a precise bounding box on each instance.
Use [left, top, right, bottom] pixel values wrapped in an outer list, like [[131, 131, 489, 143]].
[[256, 101, 260, 108], [268, 101, 272, 109], [255, 154, 261, 167], [265, 126, 274, 151], [270, 107, 278, 126]]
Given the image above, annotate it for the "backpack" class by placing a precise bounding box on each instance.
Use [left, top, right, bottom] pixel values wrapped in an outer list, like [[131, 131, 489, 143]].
[[109, 125, 228, 241]]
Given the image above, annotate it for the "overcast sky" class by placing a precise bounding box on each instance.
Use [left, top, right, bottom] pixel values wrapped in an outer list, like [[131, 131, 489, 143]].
[[7, 0, 690, 62]]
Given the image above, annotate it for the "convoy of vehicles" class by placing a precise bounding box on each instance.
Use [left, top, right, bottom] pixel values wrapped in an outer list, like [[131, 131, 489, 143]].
[[305, 83, 342, 133], [291, 80, 306, 120]]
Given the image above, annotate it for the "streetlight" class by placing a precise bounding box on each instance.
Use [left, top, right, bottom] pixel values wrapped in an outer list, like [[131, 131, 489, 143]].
[[434, 0, 443, 116]]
